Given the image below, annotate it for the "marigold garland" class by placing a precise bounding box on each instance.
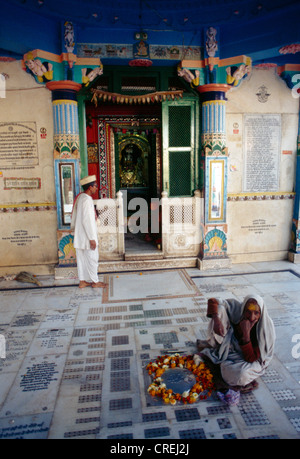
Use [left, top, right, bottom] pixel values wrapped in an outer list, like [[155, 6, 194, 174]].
[[146, 354, 215, 405]]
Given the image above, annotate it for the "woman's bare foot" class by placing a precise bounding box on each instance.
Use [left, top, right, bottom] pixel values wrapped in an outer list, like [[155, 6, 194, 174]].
[[230, 380, 259, 394]]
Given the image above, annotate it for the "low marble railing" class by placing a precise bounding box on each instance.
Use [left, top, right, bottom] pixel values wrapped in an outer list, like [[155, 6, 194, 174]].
[[94, 189, 203, 260], [161, 190, 203, 258], [95, 191, 125, 260]]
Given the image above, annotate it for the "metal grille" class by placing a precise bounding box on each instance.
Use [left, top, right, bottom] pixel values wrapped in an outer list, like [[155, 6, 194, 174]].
[[169, 150, 191, 196], [121, 76, 156, 94], [167, 104, 192, 196], [169, 202, 195, 224], [168, 106, 191, 147], [98, 204, 118, 227]]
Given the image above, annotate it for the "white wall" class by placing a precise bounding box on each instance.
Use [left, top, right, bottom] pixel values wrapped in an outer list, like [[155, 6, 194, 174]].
[[226, 67, 299, 263], [0, 60, 57, 274]]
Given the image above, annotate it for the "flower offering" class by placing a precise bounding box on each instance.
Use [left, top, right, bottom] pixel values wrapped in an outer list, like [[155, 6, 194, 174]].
[[146, 354, 215, 405]]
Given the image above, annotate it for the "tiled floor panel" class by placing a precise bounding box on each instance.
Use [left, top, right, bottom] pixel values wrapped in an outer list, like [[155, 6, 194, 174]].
[[0, 261, 300, 439]]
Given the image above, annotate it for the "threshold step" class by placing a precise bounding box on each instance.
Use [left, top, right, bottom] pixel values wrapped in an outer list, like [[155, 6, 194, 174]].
[[54, 257, 200, 278], [98, 257, 198, 273], [124, 251, 164, 261]]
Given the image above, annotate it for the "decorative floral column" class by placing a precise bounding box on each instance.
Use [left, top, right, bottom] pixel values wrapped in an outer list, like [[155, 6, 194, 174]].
[[197, 83, 231, 269], [46, 81, 82, 270]]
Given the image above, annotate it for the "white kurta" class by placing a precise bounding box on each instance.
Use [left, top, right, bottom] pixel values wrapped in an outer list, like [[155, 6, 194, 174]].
[[71, 193, 99, 283]]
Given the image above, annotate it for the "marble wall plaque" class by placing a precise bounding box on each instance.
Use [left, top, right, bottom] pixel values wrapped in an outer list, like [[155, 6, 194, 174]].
[[0, 122, 38, 168], [243, 114, 281, 192]]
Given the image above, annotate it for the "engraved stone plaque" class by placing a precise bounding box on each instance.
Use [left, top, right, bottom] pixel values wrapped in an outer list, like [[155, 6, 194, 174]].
[[0, 122, 38, 168], [243, 114, 281, 192]]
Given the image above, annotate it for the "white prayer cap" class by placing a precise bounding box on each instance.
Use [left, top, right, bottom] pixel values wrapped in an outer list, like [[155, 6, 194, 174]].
[[80, 175, 97, 186]]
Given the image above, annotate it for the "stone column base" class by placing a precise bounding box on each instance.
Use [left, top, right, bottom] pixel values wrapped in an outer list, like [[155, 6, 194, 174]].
[[288, 251, 300, 264], [197, 257, 232, 271]]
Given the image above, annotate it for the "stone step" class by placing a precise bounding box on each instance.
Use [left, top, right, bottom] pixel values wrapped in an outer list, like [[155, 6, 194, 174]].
[[54, 256, 233, 279], [124, 251, 164, 261], [98, 257, 198, 273], [54, 257, 199, 279]]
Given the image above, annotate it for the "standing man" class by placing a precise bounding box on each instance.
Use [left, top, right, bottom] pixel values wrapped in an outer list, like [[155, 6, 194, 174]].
[[71, 175, 106, 289]]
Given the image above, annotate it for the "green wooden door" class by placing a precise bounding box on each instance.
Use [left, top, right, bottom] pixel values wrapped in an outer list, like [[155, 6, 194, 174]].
[[162, 97, 199, 197]]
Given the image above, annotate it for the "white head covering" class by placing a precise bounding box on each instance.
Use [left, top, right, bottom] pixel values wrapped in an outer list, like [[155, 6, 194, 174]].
[[229, 294, 275, 367], [203, 294, 276, 368]]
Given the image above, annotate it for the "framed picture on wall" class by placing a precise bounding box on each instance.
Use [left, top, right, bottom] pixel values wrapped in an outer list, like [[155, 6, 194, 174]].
[[207, 158, 227, 222]]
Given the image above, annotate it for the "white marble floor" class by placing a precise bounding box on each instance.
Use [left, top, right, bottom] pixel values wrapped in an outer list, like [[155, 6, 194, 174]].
[[0, 260, 300, 439]]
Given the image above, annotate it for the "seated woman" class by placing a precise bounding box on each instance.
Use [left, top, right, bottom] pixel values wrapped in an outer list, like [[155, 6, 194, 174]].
[[195, 294, 275, 393]]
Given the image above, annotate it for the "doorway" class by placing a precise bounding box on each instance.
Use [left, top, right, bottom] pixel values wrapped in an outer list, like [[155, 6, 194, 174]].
[[115, 130, 162, 255], [85, 104, 162, 255]]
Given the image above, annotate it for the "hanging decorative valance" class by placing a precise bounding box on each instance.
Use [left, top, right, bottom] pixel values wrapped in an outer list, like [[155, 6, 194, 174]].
[[91, 88, 183, 106]]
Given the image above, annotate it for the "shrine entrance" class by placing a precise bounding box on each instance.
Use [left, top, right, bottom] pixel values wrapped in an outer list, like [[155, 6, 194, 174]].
[[84, 67, 201, 265], [116, 134, 162, 254], [85, 102, 163, 256]]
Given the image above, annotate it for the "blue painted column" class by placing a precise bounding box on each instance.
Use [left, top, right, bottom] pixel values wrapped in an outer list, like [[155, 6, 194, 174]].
[[46, 81, 82, 269], [197, 84, 231, 269]]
